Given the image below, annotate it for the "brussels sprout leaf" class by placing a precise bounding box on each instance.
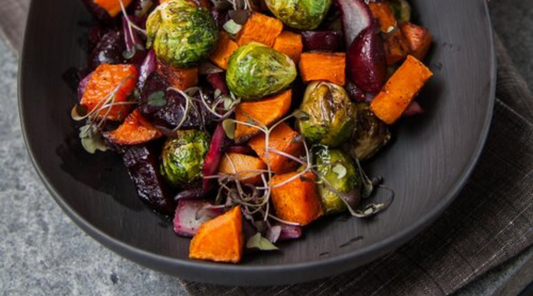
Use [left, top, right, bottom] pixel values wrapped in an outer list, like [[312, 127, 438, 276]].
[[246, 233, 279, 251]]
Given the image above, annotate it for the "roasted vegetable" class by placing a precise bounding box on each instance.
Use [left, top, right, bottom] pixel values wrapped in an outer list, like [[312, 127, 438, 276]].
[[384, 29, 410, 66], [89, 29, 126, 70], [156, 60, 199, 90], [301, 30, 344, 52], [104, 109, 162, 145], [189, 206, 245, 263], [160, 130, 210, 187], [348, 24, 388, 93], [174, 200, 223, 237], [236, 12, 283, 47], [370, 55, 433, 124], [345, 104, 391, 161], [314, 146, 361, 214], [123, 144, 175, 215], [389, 0, 411, 22], [226, 42, 297, 100], [273, 31, 304, 63], [368, 1, 397, 33], [218, 153, 267, 185], [202, 123, 229, 190], [400, 22, 432, 61], [265, 0, 332, 30], [80, 64, 138, 121], [94, 0, 132, 17], [336, 0, 372, 47], [296, 81, 356, 147], [248, 123, 304, 174], [146, 0, 218, 68], [210, 32, 239, 70], [270, 171, 324, 225], [234, 90, 292, 143], [299, 52, 346, 86]]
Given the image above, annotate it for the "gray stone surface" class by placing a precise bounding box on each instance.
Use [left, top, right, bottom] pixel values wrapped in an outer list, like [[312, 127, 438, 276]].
[[0, 37, 187, 296], [1, 1, 532, 295]]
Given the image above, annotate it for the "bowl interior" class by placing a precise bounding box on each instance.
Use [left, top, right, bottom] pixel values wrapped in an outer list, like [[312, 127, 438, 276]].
[[19, 0, 495, 285]]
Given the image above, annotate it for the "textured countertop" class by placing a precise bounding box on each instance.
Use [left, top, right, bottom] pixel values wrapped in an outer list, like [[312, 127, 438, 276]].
[[1, 0, 531, 295]]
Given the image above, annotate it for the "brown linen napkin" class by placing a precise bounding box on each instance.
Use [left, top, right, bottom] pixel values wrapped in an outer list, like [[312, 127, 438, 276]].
[[181, 36, 533, 296]]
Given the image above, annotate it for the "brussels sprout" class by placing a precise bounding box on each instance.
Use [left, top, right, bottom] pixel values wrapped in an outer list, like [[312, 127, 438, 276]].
[[346, 103, 391, 161], [146, 1, 218, 68], [296, 81, 357, 147], [265, 0, 332, 30], [160, 130, 210, 187], [314, 146, 361, 214], [226, 42, 297, 100], [389, 0, 411, 22]]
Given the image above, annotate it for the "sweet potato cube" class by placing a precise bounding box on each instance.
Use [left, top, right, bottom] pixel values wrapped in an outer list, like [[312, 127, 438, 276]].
[[400, 22, 432, 61], [210, 32, 239, 70], [80, 64, 138, 121], [384, 29, 410, 66], [273, 31, 303, 63], [234, 90, 292, 143], [189, 206, 244, 263], [248, 123, 304, 174], [104, 109, 162, 145], [369, 2, 398, 33], [370, 55, 433, 124], [94, 0, 133, 17], [299, 52, 346, 86], [156, 60, 198, 91], [218, 153, 266, 185], [236, 12, 283, 47], [271, 171, 324, 226]]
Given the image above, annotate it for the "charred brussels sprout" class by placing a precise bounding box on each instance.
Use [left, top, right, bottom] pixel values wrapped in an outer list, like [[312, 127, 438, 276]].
[[146, 0, 218, 68], [390, 0, 411, 22], [226, 42, 297, 100], [346, 103, 391, 161], [296, 81, 357, 147], [160, 130, 210, 187], [265, 0, 332, 30], [314, 146, 360, 214]]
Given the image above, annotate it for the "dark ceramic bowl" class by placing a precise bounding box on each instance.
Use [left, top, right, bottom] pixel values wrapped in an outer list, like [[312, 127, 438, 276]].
[[19, 0, 495, 286]]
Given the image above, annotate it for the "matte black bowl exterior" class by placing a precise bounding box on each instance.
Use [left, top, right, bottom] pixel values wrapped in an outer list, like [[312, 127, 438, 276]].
[[19, 0, 495, 286]]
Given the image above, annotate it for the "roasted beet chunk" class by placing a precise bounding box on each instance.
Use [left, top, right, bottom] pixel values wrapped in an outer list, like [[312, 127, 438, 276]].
[[123, 144, 175, 215], [90, 29, 126, 70], [139, 73, 217, 130]]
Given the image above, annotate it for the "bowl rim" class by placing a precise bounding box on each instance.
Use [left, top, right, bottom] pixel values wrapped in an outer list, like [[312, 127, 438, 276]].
[[18, 0, 496, 286]]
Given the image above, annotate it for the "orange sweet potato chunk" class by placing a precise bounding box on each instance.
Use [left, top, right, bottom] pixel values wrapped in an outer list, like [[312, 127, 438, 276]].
[[384, 29, 410, 66], [271, 171, 324, 226], [299, 52, 346, 86], [189, 206, 244, 263], [370, 55, 433, 124], [104, 109, 162, 145], [80, 64, 138, 121], [369, 2, 398, 33], [273, 31, 303, 63], [234, 90, 292, 143], [218, 153, 266, 185], [400, 22, 432, 61], [210, 32, 240, 70], [156, 60, 199, 91], [236, 12, 283, 47], [248, 123, 304, 174], [94, 0, 133, 17]]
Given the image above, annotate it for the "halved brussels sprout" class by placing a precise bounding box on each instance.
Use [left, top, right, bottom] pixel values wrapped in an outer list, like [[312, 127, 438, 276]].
[[296, 81, 357, 147], [265, 0, 332, 30], [345, 103, 391, 161], [314, 146, 361, 214], [226, 42, 297, 100], [160, 130, 210, 187], [146, 0, 218, 68]]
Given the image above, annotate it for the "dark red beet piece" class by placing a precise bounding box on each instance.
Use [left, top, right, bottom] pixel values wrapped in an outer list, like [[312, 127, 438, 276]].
[[174, 188, 212, 202], [301, 31, 344, 52], [211, 9, 230, 31], [123, 144, 175, 215], [81, 0, 114, 23], [348, 25, 387, 93], [89, 28, 126, 70], [139, 73, 217, 129], [226, 145, 254, 155], [207, 72, 229, 95], [202, 123, 228, 190], [345, 80, 367, 102]]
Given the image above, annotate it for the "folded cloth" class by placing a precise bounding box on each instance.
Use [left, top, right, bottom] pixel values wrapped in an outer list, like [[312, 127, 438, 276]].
[[181, 35, 533, 296]]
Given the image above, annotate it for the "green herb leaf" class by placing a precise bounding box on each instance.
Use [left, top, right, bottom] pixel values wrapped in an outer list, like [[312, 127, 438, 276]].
[[214, 89, 222, 99], [246, 233, 279, 251], [223, 20, 243, 35], [147, 91, 167, 107], [332, 164, 347, 179], [223, 97, 233, 110], [79, 125, 108, 154], [222, 119, 235, 139], [123, 50, 136, 60]]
